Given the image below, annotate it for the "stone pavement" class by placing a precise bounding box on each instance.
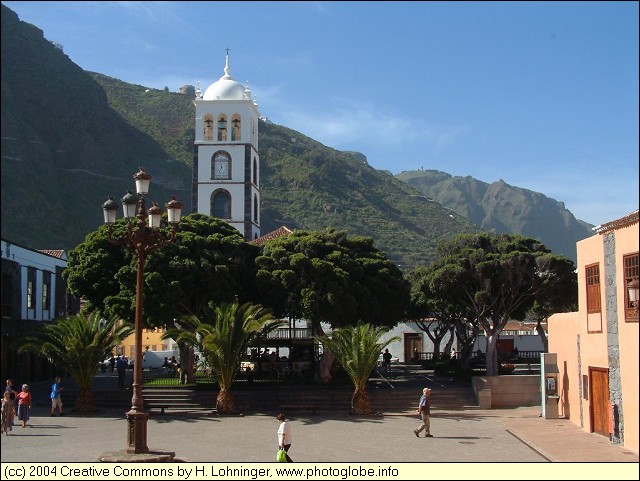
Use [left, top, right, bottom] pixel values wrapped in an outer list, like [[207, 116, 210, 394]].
[[1, 370, 637, 468]]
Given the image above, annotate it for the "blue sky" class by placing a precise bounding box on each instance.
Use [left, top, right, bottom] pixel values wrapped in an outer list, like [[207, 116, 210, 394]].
[[3, 1, 638, 226]]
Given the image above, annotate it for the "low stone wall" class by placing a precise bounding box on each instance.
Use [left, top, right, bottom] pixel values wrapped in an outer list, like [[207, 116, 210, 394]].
[[472, 375, 541, 409]]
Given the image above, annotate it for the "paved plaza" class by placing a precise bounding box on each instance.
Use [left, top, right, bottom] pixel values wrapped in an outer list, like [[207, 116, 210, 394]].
[[1, 371, 638, 481], [1, 395, 637, 465]]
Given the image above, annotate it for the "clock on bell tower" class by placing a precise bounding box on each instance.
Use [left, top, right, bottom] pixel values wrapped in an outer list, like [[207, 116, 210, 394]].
[[192, 51, 261, 241]]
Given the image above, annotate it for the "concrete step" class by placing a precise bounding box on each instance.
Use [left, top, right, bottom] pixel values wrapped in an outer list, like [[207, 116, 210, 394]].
[[41, 370, 479, 413]]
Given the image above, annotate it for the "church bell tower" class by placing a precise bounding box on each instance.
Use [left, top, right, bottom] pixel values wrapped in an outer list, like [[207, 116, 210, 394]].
[[192, 52, 261, 240]]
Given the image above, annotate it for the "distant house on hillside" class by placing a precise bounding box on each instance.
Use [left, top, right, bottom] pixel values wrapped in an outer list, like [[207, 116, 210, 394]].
[[1, 239, 80, 383], [548, 209, 638, 452]]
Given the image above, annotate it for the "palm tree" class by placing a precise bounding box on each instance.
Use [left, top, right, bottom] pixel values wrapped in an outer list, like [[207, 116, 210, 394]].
[[166, 302, 284, 414], [318, 322, 399, 415], [14, 311, 133, 412]]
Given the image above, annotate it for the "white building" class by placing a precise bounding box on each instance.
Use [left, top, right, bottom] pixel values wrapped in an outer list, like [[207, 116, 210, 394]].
[[1, 239, 79, 382], [192, 52, 261, 240]]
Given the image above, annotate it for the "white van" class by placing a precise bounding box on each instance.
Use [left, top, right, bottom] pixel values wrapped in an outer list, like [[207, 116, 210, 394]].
[[142, 349, 180, 370]]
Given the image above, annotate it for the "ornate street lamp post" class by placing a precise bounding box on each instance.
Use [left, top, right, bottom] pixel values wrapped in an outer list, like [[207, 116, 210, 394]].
[[101, 168, 182, 456]]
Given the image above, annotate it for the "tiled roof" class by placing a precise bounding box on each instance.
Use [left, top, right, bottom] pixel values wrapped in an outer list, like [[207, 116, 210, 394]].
[[251, 226, 293, 246], [594, 209, 639, 234], [37, 249, 67, 260]]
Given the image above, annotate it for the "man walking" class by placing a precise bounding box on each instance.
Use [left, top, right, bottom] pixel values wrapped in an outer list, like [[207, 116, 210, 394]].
[[413, 387, 432, 438], [50, 376, 64, 417], [116, 356, 127, 387]]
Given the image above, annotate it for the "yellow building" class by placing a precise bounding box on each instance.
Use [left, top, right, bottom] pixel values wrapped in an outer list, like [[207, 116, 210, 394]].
[[116, 326, 177, 359], [549, 209, 638, 453]]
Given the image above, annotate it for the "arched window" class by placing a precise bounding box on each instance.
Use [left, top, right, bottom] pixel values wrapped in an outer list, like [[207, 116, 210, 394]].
[[231, 114, 241, 141], [253, 157, 258, 185], [217, 114, 227, 141], [253, 194, 258, 223], [203, 114, 213, 141], [211, 190, 231, 219]]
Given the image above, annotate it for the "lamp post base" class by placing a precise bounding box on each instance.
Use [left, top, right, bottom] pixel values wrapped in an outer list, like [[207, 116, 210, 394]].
[[98, 449, 176, 463], [125, 410, 150, 454]]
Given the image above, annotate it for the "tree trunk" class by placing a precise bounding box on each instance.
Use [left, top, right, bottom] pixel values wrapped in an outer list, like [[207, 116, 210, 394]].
[[443, 329, 455, 357], [485, 332, 499, 376], [431, 339, 442, 361], [74, 387, 95, 413], [216, 388, 236, 414], [351, 388, 371, 415], [313, 323, 335, 384], [318, 350, 336, 384], [455, 322, 478, 372], [536, 318, 548, 352]]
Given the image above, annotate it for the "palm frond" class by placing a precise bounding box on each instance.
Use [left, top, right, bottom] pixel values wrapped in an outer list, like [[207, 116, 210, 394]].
[[14, 311, 133, 390]]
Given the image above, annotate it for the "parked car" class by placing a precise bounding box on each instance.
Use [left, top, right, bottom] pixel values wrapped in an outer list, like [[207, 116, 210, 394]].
[[98, 356, 114, 372]]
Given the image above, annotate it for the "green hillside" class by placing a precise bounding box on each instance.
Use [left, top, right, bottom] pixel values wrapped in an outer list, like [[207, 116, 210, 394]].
[[1, 4, 478, 269], [2, 3, 589, 269], [396, 170, 593, 262]]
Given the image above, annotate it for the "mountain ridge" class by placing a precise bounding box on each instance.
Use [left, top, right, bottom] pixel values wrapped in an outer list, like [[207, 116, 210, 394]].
[[396, 169, 593, 260], [1, 4, 589, 267]]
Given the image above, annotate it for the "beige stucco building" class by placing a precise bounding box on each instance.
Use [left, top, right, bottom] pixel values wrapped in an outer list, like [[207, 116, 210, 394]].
[[116, 327, 176, 359], [548, 209, 638, 453]]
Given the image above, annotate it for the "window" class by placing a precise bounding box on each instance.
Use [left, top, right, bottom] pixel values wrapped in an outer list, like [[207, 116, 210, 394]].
[[203, 114, 213, 141], [231, 115, 241, 141], [254, 194, 258, 223], [623, 253, 639, 320], [253, 157, 258, 185], [42, 282, 50, 311], [211, 191, 231, 219], [2, 274, 12, 318], [27, 280, 35, 309], [217, 114, 227, 141], [586, 264, 601, 313]]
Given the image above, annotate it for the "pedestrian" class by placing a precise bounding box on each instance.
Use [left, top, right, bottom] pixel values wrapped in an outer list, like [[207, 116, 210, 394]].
[[116, 356, 127, 387], [109, 355, 116, 373], [50, 376, 64, 416], [413, 387, 433, 438], [16, 384, 32, 428], [412, 347, 419, 363], [4, 379, 16, 427], [382, 348, 392, 374], [1, 390, 15, 435], [276, 413, 293, 462]]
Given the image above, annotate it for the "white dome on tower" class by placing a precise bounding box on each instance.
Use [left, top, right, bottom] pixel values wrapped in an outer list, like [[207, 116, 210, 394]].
[[202, 54, 246, 101]]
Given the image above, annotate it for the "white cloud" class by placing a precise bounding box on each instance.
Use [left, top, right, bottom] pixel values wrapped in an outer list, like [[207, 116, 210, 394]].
[[263, 96, 469, 155]]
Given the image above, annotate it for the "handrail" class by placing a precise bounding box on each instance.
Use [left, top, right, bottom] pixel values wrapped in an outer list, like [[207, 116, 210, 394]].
[[266, 327, 313, 340]]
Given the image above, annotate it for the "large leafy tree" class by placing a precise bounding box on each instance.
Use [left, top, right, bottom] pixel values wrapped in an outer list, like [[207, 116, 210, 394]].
[[407, 266, 472, 363], [165, 302, 284, 414], [428, 233, 576, 375], [318, 323, 399, 415], [14, 311, 133, 412], [525, 255, 578, 351], [255, 228, 409, 382], [256, 228, 409, 330], [408, 265, 483, 370], [63, 213, 260, 381]]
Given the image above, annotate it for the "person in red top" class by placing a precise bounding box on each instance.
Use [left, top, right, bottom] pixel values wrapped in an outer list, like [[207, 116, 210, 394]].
[[16, 384, 32, 428]]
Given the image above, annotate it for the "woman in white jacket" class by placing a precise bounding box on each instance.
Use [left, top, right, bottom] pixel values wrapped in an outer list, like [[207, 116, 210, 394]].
[[276, 413, 293, 462]]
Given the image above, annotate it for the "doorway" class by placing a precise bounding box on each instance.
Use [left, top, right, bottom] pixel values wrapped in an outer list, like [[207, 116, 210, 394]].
[[589, 367, 610, 437], [404, 333, 422, 364]]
